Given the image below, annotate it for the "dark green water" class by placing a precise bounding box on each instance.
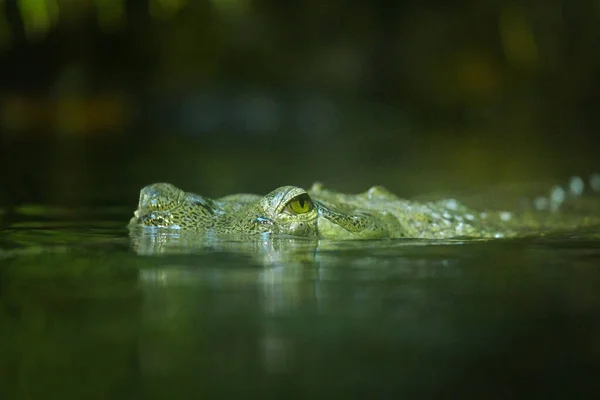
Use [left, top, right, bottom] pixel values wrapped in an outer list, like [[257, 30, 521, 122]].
[[1, 207, 600, 399]]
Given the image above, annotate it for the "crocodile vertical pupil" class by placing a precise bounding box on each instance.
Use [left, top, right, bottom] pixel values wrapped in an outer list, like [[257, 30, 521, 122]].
[[285, 194, 313, 214]]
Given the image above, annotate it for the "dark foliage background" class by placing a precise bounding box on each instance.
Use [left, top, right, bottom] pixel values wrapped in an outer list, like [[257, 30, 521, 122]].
[[1, 0, 599, 206]]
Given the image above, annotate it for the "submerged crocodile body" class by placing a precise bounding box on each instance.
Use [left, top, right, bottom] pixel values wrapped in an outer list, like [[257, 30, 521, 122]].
[[129, 178, 600, 240]]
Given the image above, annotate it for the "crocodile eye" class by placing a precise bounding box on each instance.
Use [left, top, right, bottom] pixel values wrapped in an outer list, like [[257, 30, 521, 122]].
[[284, 194, 314, 215]]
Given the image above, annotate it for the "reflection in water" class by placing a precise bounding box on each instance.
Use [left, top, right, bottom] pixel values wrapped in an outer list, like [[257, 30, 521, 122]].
[[131, 228, 467, 320], [130, 228, 476, 382]]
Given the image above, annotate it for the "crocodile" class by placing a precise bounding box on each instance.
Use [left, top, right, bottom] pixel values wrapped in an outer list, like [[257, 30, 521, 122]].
[[128, 176, 600, 240]]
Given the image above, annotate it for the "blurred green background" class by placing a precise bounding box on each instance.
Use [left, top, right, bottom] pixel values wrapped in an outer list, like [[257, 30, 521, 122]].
[[1, 0, 599, 207]]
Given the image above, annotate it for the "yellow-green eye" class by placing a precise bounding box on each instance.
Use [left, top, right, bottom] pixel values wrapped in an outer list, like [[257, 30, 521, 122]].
[[284, 194, 314, 215]]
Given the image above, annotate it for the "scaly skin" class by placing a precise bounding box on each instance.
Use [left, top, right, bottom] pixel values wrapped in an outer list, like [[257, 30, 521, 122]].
[[128, 181, 600, 240]]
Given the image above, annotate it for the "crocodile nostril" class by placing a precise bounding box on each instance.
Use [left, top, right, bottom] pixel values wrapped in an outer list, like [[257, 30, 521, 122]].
[[256, 216, 274, 226]]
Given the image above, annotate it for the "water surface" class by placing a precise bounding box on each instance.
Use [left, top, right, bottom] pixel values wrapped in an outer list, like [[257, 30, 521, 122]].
[[1, 206, 600, 399]]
